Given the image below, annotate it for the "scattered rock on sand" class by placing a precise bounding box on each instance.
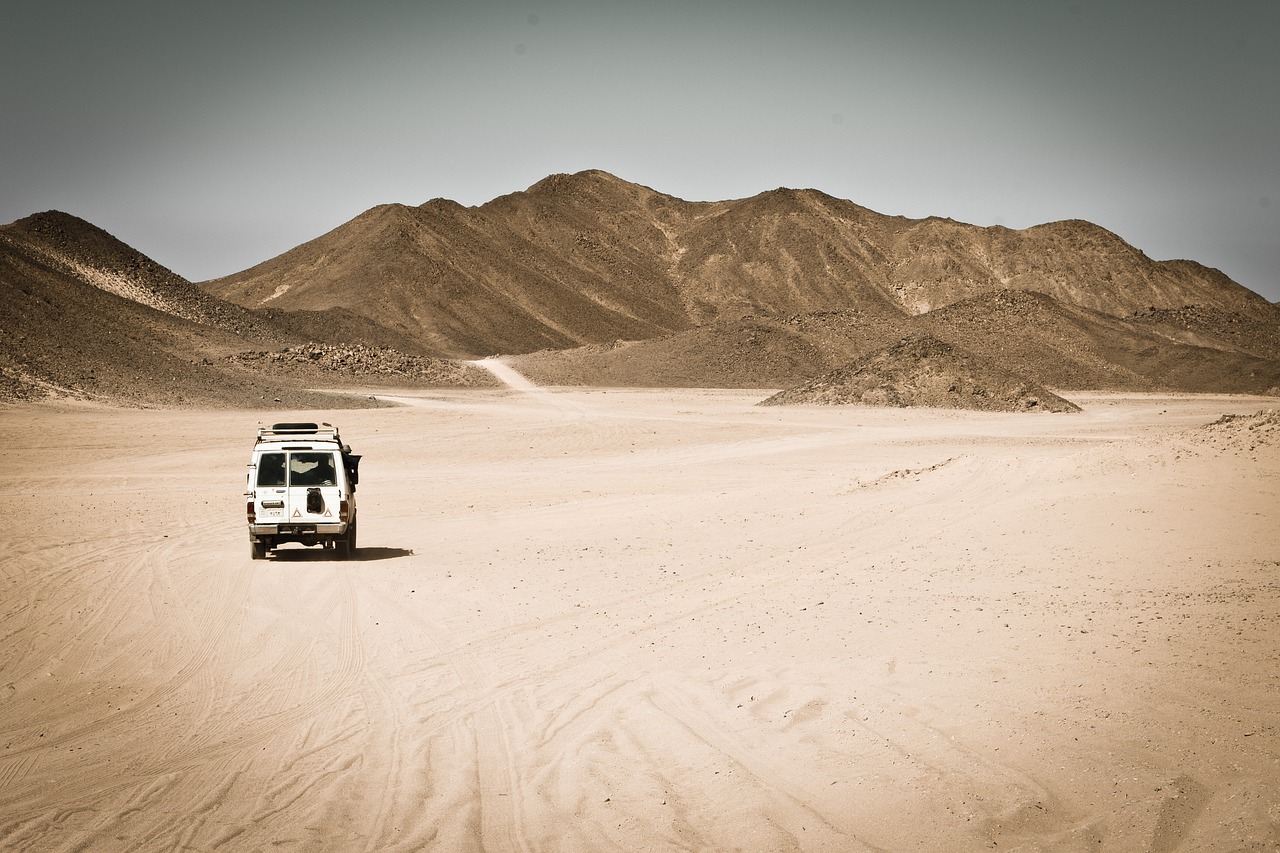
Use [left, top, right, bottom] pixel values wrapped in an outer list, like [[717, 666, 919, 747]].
[[759, 334, 1081, 412], [227, 343, 500, 387], [1191, 409, 1280, 459]]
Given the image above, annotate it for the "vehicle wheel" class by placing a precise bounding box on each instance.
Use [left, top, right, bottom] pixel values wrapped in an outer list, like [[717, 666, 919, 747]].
[[334, 521, 357, 561], [250, 538, 267, 560]]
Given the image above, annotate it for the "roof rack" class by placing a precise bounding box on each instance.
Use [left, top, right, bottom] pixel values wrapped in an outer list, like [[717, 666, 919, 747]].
[[256, 421, 342, 444]]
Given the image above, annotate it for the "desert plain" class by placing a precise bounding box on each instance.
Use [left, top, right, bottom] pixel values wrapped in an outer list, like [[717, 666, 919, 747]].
[[1, 379, 1278, 852]]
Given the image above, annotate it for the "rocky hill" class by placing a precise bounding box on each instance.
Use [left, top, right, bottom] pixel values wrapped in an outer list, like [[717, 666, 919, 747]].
[[511, 289, 1280, 395], [0, 213, 470, 407], [509, 318, 831, 389], [204, 170, 1274, 358], [760, 335, 1081, 412], [3, 212, 276, 338], [906, 290, 1280, 394]]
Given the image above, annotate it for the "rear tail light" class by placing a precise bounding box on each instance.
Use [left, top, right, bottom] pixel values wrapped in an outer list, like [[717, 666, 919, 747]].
[[339, 499, 350, 522], [246, 500, 256, 523]]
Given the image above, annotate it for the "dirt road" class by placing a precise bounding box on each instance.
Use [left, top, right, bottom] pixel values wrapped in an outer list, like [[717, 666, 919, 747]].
[[2, 387, 1277, 851]]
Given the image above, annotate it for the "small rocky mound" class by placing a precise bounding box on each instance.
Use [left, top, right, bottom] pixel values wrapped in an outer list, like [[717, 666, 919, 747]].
[[1190, 410, 1280, 459], [228, 343, 500, 387], [759, 334, 1081, 412]]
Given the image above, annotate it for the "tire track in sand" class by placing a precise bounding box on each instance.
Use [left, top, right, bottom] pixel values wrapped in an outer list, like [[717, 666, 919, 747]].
[[355, 578, 533, 853]]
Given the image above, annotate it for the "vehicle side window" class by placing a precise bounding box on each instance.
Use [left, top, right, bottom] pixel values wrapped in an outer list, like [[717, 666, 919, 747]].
[[256, 453, 287, 487], [289, 452, 337, 486]]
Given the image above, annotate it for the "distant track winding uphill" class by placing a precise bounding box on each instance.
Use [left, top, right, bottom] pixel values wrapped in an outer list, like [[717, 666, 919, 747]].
[[472, 357, 541, 392]]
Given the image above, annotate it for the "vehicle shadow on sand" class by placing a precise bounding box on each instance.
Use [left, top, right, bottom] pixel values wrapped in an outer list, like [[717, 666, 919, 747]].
[[267, 546, 414, 563]]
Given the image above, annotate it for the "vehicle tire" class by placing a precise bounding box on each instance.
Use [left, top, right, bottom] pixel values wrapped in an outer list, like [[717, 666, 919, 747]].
[[250, 538, 267, 560], [335, 521, 357, 561]]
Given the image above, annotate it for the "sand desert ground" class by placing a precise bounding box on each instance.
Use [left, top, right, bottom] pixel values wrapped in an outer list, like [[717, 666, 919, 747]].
[[2, 378, 1278, 851]]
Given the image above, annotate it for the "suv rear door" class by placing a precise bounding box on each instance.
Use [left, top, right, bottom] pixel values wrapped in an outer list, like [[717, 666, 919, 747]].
[[282, 450, 343, 527]]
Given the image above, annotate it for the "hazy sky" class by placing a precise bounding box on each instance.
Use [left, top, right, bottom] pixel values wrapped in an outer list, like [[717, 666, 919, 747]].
[[3, 0, 1276, 301]]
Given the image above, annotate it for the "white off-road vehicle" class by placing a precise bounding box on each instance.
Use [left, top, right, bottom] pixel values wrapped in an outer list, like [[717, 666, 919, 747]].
[[246, 422, 360, 560]]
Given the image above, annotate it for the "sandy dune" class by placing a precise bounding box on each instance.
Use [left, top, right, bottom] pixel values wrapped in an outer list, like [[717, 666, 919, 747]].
[[2, 383, 1278, 851]]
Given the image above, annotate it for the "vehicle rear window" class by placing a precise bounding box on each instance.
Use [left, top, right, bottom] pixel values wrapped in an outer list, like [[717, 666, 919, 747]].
[[256, 452, 286, 486], [288, 452, 338, 486], [256, 451, 338, 487]]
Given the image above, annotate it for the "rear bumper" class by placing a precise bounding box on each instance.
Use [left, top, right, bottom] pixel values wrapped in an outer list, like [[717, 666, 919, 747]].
[[251, 523, 347, 535], [250, 522, 349, 547]]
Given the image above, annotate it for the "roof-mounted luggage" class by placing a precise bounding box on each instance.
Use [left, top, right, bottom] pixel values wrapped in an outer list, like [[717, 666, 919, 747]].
[[255, 422, 342, 444]]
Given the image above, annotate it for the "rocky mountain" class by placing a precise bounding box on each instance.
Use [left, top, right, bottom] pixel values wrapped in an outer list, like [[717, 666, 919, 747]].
[[4, 171, 1278, 406], [203, 178, 694, 357], [204, 170, 1274, 358]]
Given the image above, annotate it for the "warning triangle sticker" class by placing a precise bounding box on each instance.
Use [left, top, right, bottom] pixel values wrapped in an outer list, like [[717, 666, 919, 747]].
[[323, 509, 332, 517], [292, 508, 301, 517]]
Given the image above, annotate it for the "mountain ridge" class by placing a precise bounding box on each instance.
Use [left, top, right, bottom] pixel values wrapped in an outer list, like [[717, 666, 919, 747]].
[[203, 170, 1273, 358], [3, 170, 1278, 406]]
